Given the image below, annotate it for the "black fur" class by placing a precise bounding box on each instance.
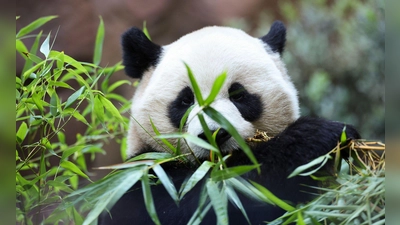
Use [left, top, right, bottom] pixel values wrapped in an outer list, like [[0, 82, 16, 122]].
[[168, 86, 195, 128], [260, 21, 286, 55], [228, 82, 263, 122], [100, 117, 360, 225], [121, 27, 162, 78]]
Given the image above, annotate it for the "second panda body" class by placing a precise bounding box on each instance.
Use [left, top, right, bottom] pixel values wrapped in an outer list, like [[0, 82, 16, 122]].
[[100, 21, 360, 224]]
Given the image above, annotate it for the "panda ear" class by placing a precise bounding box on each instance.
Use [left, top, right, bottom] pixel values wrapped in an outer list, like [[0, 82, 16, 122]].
[[121, 27, 162, 79], [260, 20, 286, 55]]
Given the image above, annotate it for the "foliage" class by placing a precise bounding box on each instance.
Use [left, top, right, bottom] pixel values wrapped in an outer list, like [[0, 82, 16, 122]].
[[281, 0, 385, 141], [270, 140, 385, 225], [16, 16, 130, 224]]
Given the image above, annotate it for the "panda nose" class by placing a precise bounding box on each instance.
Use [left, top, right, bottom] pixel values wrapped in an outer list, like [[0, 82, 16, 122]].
[[198, 129, 231, 147]]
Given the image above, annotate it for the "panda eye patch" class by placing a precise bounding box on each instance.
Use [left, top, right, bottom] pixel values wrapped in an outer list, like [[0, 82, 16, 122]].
[[228, 82, 263, 122], [168, 86, 194, 128]]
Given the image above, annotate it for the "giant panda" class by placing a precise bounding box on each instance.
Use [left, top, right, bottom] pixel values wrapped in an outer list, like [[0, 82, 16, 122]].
[[100, 21, 360, 224]]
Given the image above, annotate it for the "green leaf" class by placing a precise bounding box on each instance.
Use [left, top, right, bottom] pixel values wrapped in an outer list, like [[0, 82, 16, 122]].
[[250, 181, 295, 212], [50, 50, 89, 76], [22, 60, 45, 81], [211, 164, 260, 181], [128, 152, 174, 161], [204, 71, 227, 105], [179, 161, 214, 198], [16, 39, 28, 55], [142, 21, 151, 40], [340, 125, 347, 144], [60, 161, 90, 180], [142, 171, 161, 225], [225, 186, 250, 224], [31, 93, 44, 114], [48, 81, 73, 90], [288, 154, 331, 178], [79, 168, 144, 225], [16, 122, 28, 144], [156, 133, 219, 153], [65, 86, 85, 109], [16, 15, 58, 38], [197, 113, 219, 152], [22, 31, 43, 76], [206, 180, 228, 225], [182, 133, 219, 153], [296, 211, 306, 225], [40, 33, 51, 58], [99, 95, 123, 121], [185, 62, 204, 105], [50, 92, 59, 116], [151, 118, 177, 154], [153, 164, 179, 204], [93, 16, 105, 65], [72, 110, 90, 126], [93, 95, 104, 122], [55, 51, 65, 72], [61, 146, 85, 162], [107, 80, 131, 93]]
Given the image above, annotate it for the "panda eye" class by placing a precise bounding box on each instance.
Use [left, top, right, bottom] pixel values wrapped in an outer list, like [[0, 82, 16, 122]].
[[230, 90, 245, 101], [181, 96, 194, 106], [229, 83, 246, 102]]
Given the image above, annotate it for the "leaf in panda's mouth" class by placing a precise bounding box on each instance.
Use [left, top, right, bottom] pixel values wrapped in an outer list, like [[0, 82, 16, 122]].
[[245, 130, 272, 143]]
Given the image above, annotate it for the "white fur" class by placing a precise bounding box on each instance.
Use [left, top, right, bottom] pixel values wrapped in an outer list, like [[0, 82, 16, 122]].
[[126, 26, 299, 159]]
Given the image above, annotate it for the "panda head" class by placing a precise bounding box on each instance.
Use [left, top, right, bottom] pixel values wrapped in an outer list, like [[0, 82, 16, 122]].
[[122, 21, 299, 161]]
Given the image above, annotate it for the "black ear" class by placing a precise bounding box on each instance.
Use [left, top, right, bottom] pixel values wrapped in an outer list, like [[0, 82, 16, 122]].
[[260, 21, 286, 55], [121, 27, 162, 79]]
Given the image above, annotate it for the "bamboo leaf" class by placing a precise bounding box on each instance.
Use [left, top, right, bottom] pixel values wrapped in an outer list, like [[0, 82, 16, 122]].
[[99, 95, 123, 121], [31, 93, 44, 114], [142, 21, 151, 40], [93, 95, 104, 123], [142, 171, 161, 225], [206, 180, 228, 225], [61, 146, 85, 162], [16, 122, 28, 144], [340, 125, 347, 144], [107, 80, 131, 93], [93, 16, 105, 65], [211, 164, 259, 181], [179, 161, 214, 198], [60, 161, 89, 180], [151, 118, 177, 154], [81, 168, 144, 225], [64, 86, 85, 109], [184, 63, 204, 105], [128, 152, 174, 161], [204, 71, 227, 105], [16, 15, 58, 38], [288, 154, 331, 178], [182, 133, 219, 153], [40, 33, 51, 58], [50, 50, 89, 76], [225, 186, 251, 224], [50, 92, 59, 116], [153, 164, 179, 204], [250, 181, 295, 212]]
